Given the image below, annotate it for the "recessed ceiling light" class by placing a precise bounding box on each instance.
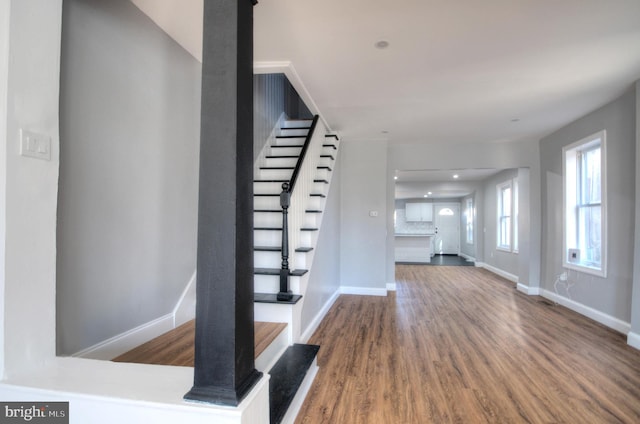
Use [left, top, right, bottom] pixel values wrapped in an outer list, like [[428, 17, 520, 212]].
[[423, 194, 428, 198], [453, 174, 459, 179], [394, 176, 398, 180], [375, 40, 389, 49], [428, 192, 432, 195]]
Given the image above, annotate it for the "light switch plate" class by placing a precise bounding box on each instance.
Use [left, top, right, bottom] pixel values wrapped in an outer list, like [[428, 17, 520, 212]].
[[369, 211, 378, 217], [20, 129, 51, 161]]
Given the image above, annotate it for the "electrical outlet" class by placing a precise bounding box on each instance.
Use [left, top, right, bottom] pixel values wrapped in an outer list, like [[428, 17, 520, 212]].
[[559, 272, 568, 281]]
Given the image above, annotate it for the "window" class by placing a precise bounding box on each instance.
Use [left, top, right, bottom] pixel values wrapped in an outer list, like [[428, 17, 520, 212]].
[[563, 130, 606, 277], [497, 181, 512, 250], [496, 178, 518, 252], [465, 198, 473, 244], [513, 179, 518, 252]]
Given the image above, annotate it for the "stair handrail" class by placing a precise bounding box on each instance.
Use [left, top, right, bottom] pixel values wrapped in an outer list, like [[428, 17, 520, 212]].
[[278, 115, 319, 301]]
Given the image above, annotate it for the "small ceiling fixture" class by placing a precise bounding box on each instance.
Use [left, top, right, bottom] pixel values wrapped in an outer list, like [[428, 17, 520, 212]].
[[428, 191, 432, 195], [423, 194, 428, 198], [453, 174, 459, 179], [394, 176, 398, 180], [375, 40, 389, 49]]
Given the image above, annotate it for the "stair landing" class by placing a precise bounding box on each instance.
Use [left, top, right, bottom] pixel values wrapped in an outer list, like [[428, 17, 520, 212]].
[[112, 320, 287, 366]]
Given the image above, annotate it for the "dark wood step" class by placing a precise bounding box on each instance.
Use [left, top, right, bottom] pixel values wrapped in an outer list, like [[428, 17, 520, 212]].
[[255, 193, 279, 197], [320, 154, 335, 160], [254, 268, 308, 277], [280, 126, 311, 131], [275, 135, 306, 139], [310, 193, 326, 198], [254, 179, 288, 183], [317, 166, 332, 171], [301, 227, 318, 232], [267, 155, 299, 159], [254, 293, 302, 305], [255, 209, 282, 213], [314, 179, 329, 184], [323, 144, 337, 150], [254, 246, 314, 253], [271, 145, 303, 149], [261, 167, 295, 170], [306, 210, 322, 213], [269, 344, 320, 424], [325, 134, 339, 140]]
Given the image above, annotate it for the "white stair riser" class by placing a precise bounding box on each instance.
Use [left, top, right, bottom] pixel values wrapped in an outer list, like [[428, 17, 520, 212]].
[[304, 213, 319, 228], [274, 138, 305, 147], [255, 229, 282, 246], [255, 181, 285, 194], [255, 211, 283, 227], [308, 197, 325, 210], [278, 128, 309, 137], [259, 169, 294, 180], [254, 196, 280, 209], [254, 274, 301, 294], [282, 120, 313, 129], [322, 146, 337, 155], [265, 157, 298, 167], [270, 146, 303, 156], [254, 250, 308, 269], [300, 231, 316, 247]]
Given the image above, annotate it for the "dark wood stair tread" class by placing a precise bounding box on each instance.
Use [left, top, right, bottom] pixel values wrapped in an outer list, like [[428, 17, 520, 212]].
[[301, 227, 318, 231], [317, 166, 332, 171], [310, 193, 326, 198], [254, 227, 282, 231], [320, 154, 335, 160], [255, 209, 282, 213], [314, 179, 329, 184], [254, 246, 314, 253], [322, 144, 337, 150], [254, 268, 308, 276], [271, 145, 303, 149], [280, 126, 311, 130], [267, 155, 299, 159], [269, 344, 320, 424], [306, 210, 322, 213], [254, 179, 288, 183], [324, 134, 339, 140], [276, 135, 307, 139], [261, 166, 295, 170], [254, 293, 302, 305]]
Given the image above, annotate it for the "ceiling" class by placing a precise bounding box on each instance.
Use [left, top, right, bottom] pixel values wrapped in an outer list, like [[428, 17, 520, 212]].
[[131, 0, 640, 200], [394, 168, 503, 199], [131, 0, 640, 146]]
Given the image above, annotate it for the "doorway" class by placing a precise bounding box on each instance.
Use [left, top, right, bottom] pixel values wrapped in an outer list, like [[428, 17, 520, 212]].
[[433, 203, 460, 255]]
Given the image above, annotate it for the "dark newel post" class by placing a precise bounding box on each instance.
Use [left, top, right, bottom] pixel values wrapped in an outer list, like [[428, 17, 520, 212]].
[[184, 0, 262, 406], [278, 183, 292, 301]]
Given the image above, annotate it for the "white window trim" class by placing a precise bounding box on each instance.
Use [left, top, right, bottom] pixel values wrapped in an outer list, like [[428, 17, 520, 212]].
[[562, 130, 607, 278], [465, 198, 474, 245], [496, 180, 512, 252], [513, 178, 519, 253]]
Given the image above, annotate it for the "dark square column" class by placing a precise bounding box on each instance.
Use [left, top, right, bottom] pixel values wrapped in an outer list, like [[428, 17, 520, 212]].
[[184, 0, 261, 406]]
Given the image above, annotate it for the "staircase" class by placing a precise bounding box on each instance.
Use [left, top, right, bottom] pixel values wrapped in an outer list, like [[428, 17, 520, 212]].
[[252, 115, 338, 424], [253, 116, 338, 342]]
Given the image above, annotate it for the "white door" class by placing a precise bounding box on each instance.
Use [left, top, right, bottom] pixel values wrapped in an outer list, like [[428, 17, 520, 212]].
[[434, 203, 460, 255]]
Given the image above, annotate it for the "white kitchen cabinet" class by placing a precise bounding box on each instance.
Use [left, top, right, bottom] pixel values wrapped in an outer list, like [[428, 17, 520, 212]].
[[405, 202, 433, 222]]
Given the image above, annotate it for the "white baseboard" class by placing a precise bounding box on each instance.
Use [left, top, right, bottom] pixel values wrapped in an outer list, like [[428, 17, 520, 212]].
[[173, 270, 196, 327], [541, 289, 631, 335], [627, 331, 640, 350], [476, 262, 519, 284], [517, 283, 541, 295], [72, 313, 174, 360], [340, 286, 387, 296], [459, 253, 476, 263], [386, 282, 397, 291], [300, 289, 340, 343]]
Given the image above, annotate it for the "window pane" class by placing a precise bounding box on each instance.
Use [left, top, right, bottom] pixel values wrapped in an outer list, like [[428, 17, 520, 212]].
[[578, 205, 601, 266], [502, 187, 511, 215], [581, 147, 601, 204]]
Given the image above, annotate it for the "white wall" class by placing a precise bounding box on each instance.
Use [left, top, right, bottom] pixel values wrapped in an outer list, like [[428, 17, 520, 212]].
[[540, 86, 636, 324], [340, 140, 388, 292], [632, 80, 640, 346], [1, 0, 62, 378]]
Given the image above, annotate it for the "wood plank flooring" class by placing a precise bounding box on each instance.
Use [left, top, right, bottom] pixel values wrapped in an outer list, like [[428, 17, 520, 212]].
[[112, 320, 287, 366], [296, 265, 640, 423]]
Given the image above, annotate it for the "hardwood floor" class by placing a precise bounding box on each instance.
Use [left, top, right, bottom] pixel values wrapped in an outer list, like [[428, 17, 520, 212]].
[[296, 265, 640, 423], [112, 320, 287, 366]]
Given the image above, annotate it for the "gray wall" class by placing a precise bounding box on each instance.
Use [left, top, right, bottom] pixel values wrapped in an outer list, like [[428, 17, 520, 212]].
[[633, 81, 640, 336], [301, 150, 341, 332], [540, 86, 636, 322], [481, 168, 519, 275], [57, 0, 201, 355], [340, 140, 388, 290]]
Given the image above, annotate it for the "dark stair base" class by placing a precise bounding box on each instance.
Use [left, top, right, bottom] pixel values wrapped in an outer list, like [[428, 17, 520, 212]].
[[269, 344, 320, 424]]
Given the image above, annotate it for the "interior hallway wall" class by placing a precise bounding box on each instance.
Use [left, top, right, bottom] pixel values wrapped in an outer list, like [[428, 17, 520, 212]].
[[57, 0, 201, 355]]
